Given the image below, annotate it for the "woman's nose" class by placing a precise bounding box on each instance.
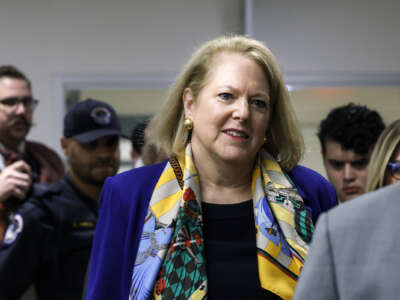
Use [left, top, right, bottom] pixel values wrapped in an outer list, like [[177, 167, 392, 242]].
[[232, 98, 249, 121]]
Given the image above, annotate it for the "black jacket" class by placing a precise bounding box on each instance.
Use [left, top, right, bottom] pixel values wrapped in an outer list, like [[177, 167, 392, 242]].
[[0, 175, 97, 300]]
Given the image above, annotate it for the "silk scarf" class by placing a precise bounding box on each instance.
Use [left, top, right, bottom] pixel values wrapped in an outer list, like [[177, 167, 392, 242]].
[[129, 144, 313, 300]]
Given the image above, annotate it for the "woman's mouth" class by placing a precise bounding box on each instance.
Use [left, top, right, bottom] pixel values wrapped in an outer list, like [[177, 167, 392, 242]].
[[223, 129, 249, 139]]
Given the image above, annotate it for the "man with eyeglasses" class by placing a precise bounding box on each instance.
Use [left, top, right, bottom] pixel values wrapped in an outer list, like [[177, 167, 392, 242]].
[[0, 65, 64, 242], [0, 98, 123, 300]]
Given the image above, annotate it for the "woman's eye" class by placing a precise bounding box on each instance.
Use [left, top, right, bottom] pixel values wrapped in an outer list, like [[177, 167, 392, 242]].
[[218, 93, 233, 100], [250, 99, 267, 109]]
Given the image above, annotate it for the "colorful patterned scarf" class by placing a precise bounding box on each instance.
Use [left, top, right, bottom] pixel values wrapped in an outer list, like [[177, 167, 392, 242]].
[[130, 144, 313, 300]]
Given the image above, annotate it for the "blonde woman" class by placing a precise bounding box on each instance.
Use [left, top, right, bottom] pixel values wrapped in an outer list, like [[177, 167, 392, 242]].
[[367, 119, 400, 191], [86, 36, 337, 300]]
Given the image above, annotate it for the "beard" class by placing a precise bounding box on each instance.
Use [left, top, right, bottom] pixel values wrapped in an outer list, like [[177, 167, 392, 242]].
[[69, 155, 119, 188]]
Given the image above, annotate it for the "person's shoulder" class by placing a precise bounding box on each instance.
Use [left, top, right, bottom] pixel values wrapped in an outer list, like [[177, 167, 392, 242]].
[[25, 140, 65, 183], [101, 161, 168, 207], [31, 179, 65, 200], [288, 165, 338, 221], [29, 177, 84, 216], [26, 179, 66, 213], [97, 161, 168, 224], [107, 160, 167, 190], [2, 189, 55, 243], [26, 140, 58, 155], [289, 165, 327, 183], [9, 198, 47, 220], [288, 165, 335, 193], [327, 183, 400, 224], [25, 139, 63, 166]]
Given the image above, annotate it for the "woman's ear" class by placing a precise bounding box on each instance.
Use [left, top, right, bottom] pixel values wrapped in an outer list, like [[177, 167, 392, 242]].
[[183, 88, 195, 119]]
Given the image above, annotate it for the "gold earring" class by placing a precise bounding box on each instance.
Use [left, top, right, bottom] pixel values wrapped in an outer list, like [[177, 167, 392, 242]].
[[264, 136, 267, 143], [184, 118, 193, 130]]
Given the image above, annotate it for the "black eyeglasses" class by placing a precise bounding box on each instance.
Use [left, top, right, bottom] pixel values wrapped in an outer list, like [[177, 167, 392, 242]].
[[0, 96, 39, 111], [387, 162, 400, 180]]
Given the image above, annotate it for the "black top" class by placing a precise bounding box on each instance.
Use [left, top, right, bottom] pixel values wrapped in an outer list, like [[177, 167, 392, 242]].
[[0, 175, 97, 300], [202, 200, 282, 300]]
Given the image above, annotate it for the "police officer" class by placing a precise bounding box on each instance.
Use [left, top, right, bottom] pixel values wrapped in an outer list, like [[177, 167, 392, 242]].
[[0, 98, 122, 300]]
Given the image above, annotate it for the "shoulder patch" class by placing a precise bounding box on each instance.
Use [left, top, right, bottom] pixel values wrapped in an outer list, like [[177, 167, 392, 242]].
[[4, 214, 24, 244]]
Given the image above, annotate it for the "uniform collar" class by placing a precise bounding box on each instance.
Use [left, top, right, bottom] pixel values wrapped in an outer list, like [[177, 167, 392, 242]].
[[64, 173, 98, 214]]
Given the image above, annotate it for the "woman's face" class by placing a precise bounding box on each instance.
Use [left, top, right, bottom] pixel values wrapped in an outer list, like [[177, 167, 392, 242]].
[[184, 52, 270, 166], [384, 144, 400, 186]]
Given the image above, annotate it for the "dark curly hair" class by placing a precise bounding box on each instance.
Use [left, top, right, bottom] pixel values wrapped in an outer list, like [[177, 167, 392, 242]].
[[318, 103, 385, 155], [0, 65, 31, 90]]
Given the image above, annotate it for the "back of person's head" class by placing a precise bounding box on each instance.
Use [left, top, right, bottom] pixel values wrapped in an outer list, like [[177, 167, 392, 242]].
[[130, 121, 148, 156], [141, 142, 168, 166], [367, 119, 400, 191], [0, 65, 31, 91], [151, 35, 303, 170], [318, 103, 385, 155], [141, 119, 168, 165]]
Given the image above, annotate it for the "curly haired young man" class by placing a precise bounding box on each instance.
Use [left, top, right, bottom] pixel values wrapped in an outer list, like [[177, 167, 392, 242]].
[[318, 103, 385, 202]]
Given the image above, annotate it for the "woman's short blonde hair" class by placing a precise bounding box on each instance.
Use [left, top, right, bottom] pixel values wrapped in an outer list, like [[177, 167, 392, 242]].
[[367, 119, 400, 191], [150, 35, 303, 170]]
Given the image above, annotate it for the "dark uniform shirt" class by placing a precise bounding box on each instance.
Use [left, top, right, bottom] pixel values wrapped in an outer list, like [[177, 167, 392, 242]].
[[0, 175, 97, 300]]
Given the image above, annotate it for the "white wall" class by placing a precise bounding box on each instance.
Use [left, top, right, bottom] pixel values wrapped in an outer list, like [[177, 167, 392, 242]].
[[249, 0, 400, 73], [0, 0, 243, 152]]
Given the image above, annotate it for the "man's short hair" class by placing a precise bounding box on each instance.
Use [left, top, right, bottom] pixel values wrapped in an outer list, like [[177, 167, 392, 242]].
[[318, 103, 385, 155], [0, 65, 31, 90]]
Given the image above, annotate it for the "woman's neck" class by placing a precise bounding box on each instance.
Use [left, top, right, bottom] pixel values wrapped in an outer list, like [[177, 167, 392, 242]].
[[192, 150, 255, 205]]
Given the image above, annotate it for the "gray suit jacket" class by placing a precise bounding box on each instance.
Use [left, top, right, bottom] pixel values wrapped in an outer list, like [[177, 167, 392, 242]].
[[293, 182, 400, 300]]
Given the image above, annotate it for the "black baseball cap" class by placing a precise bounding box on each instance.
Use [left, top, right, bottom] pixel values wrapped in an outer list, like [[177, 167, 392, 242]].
[[63, 98, 123, 143]]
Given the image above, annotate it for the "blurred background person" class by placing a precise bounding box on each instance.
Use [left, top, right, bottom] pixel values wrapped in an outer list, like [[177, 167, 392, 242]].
[[0, 65, 64, 241], [130, 121, 147, 168], [317, 103, 385, 203], [0, 98, 122, 300], [87, 35, 337, 300], [140, 120, 168, 166], [367, 119, 400, 191], [130, 120, 168, 167], [140, 141, 168, 166]]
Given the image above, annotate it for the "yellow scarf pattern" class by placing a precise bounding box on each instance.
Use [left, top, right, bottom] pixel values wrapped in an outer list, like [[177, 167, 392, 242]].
[[129, 145, 312, 300]]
